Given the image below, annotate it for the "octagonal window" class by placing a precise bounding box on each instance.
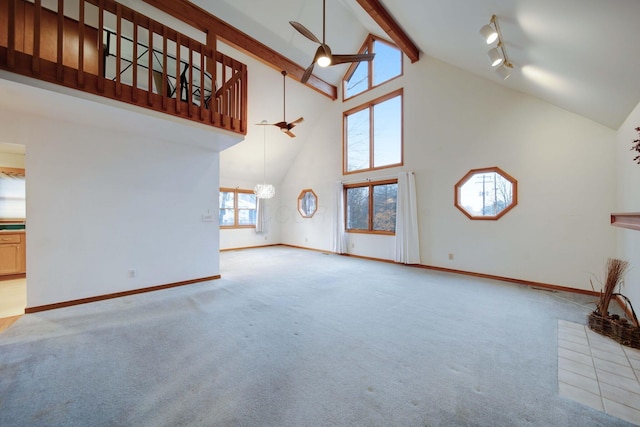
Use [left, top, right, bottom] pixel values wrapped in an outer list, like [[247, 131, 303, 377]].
[[455, 167, 517, 220], [298, 189, 318, 218]]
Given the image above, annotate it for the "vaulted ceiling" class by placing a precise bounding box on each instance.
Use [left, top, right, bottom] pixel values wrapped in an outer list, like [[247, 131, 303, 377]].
[[192, 0, 640, 130]]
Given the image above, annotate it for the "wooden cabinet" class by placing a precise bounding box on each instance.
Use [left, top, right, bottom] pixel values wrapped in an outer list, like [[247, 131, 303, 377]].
[[0, 232, 26, 276]]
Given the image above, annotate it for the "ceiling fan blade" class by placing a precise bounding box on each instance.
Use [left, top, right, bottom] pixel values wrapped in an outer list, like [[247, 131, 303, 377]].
[[283, 130, 296, 138], [289, 21, 321, 44], [272, 121, 287, 129], [290, 117, 304, 126], [301, 62, 315, 84], [330, 53, 375, 65]]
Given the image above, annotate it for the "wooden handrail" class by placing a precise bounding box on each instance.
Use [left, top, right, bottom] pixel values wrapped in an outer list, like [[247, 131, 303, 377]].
[[0, 0, 247, 136]]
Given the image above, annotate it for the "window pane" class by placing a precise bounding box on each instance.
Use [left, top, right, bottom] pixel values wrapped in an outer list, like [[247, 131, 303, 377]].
[[237, 192, 256, 210], [373, 95, 402, 168], [0, 177, 26, 219], [373, 183, 397, 232], [219, 191, 234, 208], [346, 186, 369, 230], [219, 208, 235, 226], [373, 40, 402, 86], [456, 169, 516, 218], [238, 208, 256, 225], [346, 108, 370, 172], [345, 55, 368, 98]]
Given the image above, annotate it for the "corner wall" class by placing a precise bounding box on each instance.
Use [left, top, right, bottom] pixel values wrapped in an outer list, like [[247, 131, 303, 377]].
[[616, 101, 640, 307], [0, 86, 224, 308]]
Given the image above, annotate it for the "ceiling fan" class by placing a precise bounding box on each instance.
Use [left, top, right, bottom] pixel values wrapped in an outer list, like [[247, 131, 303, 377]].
[[290, 0, 375, 84], [258, 71, 303, 138]]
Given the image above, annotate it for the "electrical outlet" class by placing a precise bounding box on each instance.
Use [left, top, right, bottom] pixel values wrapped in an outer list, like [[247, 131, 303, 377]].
[[448, 253, 454, 260], [351, 243, 355, 248], [128, 269, 136, 278]]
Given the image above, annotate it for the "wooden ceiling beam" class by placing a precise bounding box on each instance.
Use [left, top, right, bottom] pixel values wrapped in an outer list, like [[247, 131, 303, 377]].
[[142, 0, 337, 99], [354, 0, 420, 63]]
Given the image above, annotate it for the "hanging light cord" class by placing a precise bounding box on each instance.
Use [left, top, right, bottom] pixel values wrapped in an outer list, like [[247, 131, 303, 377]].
[[262, 124, 267, 184]]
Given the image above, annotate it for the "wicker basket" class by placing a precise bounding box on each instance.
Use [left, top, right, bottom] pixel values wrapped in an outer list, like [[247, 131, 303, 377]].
[[587, 294, 640, 349]]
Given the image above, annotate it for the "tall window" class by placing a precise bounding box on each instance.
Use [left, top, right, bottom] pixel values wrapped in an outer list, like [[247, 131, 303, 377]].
[[345, 179, 397, 234], [343, 35, 403, 100], [219, 188, 256, 228], [344, 89, 403, 174]]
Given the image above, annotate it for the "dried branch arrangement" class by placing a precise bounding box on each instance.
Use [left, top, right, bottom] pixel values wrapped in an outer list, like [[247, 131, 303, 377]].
[[595, 258, 630, 316]]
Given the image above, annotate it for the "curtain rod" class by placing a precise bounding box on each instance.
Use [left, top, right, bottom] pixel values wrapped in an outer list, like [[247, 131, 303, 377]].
[[340, 171, 414, 185]]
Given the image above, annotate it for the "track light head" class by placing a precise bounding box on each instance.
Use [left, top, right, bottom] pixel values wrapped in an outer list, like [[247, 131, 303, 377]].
[[480, 24, 498, 44], [495, 64, 512, 80], [488, 47, 504, 67]]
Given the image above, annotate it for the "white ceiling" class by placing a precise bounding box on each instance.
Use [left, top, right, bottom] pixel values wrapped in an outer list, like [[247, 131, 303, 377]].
[[192, 0, 640, 130]]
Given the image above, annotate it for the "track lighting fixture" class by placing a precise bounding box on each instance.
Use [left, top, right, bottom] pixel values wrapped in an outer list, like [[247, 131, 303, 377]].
[[480, 23, 498, 45], [487, 47, 503, 67], [480, 15, 513, 79]]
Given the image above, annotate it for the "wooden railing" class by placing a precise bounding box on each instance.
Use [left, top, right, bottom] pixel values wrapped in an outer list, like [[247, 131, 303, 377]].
[[0, 0, 247, 135]]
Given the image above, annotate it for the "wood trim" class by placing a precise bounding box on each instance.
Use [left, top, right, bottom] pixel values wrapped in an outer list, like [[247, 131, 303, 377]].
[[142, 0, 337, 100], [0, 166, 25, 176], [220, 243, 281, 252], [0, 273, 26, 280], [354, 0, 420, 63], [611, 212, 640, 231], [24, 275, 221, 313]]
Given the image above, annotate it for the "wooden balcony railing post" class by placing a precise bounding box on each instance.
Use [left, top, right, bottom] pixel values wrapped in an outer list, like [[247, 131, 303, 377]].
[[162, 25, 168, 110], [188, 45, 193, 117], [97, 0, 105, 93], [78, 0, 85, 87], [115, 3, 122, 97], [175, 33, 181, 114], [7, 0, 16, 68], [32, 0, 41, 73], [56, 0, 64, 81], [240, 63, 247, 133], [147, 19, 153, 106], [199, 45, 205, 121], [132, 14, 138, 102]]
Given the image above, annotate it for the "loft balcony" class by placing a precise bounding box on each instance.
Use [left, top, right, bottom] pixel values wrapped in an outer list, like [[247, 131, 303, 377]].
[[0, 0, 248, 135]]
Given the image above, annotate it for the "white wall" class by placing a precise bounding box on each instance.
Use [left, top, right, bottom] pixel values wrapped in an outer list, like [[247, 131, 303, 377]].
[[0, 151, 25, 168], [278, 55, 618, 291], [0, 94, 224, 308], [616, 101, 640, 308]]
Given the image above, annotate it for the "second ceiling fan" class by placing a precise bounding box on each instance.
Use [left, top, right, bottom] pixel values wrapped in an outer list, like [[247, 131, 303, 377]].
[[290, 0, 375, 84], [261, 70, 304, 138]]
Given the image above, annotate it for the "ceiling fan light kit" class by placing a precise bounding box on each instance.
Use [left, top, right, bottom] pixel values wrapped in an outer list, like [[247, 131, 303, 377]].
[[480, 15, 513, 79], [290, 0, 375, 83]]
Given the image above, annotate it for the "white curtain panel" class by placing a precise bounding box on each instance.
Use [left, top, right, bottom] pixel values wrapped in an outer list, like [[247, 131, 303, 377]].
[[395, 171, 421, 264], [332, 181, 347, 254], [255, 197, 267, 234]]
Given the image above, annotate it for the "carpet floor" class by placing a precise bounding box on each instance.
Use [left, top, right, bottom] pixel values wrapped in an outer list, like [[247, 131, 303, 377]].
[[0, 246, 635, 426]]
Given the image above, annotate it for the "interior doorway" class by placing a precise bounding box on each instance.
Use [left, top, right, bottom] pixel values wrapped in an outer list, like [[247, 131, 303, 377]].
[[0, 142, 27, 325]]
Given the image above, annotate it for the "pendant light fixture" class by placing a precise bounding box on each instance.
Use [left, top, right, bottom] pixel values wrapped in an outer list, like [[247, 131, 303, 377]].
[[254, 121, 275, 199]]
